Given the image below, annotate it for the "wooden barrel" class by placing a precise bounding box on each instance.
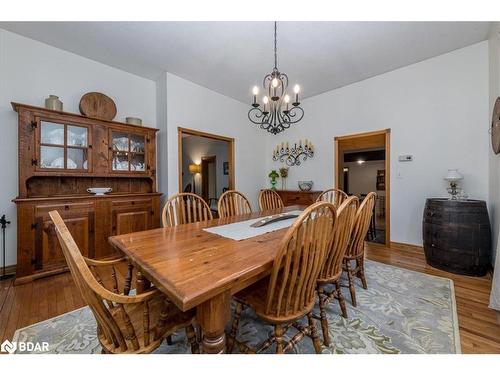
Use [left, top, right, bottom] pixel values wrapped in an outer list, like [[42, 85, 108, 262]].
[[422, 198, 491, 276]]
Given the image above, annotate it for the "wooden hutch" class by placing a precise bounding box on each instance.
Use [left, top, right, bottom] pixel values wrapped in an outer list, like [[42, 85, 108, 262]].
[[12, 102, 161, 284]]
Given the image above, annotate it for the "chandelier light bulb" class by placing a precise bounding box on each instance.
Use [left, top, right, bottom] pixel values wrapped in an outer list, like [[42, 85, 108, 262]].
[[263, 96, 269, 104], [294, 84, 300, 94], [284, 95, 290, 103], [252, 86, 259, 95], [272, 78, 279, 88]]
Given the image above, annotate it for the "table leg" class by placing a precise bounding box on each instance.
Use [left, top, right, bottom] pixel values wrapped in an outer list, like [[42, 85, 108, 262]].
[[136, 271, 151, 293], [196, 291, 231, 354]]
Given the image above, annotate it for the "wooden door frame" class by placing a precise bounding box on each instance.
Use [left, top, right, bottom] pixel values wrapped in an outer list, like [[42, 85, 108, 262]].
[[177, 127, 235, 194], [201, 155, 216, 202], [334, 129, 391, 246]]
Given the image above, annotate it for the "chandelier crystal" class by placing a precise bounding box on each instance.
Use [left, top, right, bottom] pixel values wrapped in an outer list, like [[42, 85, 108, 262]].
[[248, 22, 304, 135]]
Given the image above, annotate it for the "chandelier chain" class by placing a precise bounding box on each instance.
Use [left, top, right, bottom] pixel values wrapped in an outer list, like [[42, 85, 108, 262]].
[[274, 21, 278, 69]]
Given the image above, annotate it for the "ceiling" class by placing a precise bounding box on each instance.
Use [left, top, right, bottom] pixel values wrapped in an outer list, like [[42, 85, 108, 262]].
[[0, 22, 491, 103]]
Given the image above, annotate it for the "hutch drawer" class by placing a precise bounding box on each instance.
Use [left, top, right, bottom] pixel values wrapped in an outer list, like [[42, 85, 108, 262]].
[[275, 190, 321, 207]]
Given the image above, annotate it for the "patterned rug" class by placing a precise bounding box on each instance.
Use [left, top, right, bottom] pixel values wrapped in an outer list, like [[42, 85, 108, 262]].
[[12, 260, 461, 354]]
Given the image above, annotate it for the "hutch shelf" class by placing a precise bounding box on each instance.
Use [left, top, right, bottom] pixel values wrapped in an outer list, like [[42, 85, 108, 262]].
[[11, 102, 161, 284]]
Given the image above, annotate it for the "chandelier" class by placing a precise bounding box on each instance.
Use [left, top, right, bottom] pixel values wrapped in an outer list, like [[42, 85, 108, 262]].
[[248, 22, 304, 135]]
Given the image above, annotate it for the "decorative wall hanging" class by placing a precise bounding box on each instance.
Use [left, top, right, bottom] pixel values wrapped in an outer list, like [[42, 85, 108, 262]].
[[248, 22, 304, 135], [273, 139, 314, 166], [491, 97, 500, 154]]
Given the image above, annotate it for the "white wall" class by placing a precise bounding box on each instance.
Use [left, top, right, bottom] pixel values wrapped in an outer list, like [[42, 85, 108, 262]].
[[159, 72, 265, 209], [0, 29, 157, 267], [265, 42, 490, 246], [181, 136, 230, 197]]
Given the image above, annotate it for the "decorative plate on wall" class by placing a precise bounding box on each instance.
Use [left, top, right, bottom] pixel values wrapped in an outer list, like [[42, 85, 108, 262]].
[[79, 92, 117, 121], [492, 97, 500, 154]]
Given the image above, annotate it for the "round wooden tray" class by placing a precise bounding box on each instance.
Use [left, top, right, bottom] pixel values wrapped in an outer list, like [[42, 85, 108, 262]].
[[79, 92, 117, 121]]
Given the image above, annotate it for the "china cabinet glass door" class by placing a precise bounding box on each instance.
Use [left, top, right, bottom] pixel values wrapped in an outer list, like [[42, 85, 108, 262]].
[[111, 131, 146, 172], [39, 120, 90, 171]]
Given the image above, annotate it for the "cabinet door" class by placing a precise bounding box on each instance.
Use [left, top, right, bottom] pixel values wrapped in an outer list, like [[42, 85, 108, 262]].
[[36, 118, 92, 172], [109, 129, 148, 174], [114, 211, 150, 235], [34, 208, 95, 271], [111, 198, 153, 235]]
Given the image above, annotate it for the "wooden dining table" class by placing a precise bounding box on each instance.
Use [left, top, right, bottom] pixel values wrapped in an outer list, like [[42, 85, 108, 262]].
[[108, 205, 304, 354]]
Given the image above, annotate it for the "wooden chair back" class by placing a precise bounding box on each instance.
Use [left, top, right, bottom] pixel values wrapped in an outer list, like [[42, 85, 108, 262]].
[[319, 196, 359, 281], [316, 188, 348, 207], [265, 202, 336, 319], [162, 193, 213, 227], [345, 192, 377, 259], [49, 210, 166, 353], [258, 189, 284, 211], [217, 190, 252, 218]]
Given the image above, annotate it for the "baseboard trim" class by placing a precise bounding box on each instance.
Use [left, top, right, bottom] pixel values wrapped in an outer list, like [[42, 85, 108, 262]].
[[0, 264, 16, 276], [389, 241, 424, 252]]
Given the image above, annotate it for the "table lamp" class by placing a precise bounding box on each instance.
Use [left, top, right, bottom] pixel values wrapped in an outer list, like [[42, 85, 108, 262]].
[[444, 169, 463, 200]]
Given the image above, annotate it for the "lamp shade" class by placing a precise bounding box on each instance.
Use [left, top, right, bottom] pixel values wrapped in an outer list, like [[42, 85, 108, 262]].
[[444, 169, 463, 182], [189, 164, 201, 174]]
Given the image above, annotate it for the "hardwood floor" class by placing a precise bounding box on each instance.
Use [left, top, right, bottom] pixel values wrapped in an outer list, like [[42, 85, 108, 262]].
[[0, 242, 499, 353]]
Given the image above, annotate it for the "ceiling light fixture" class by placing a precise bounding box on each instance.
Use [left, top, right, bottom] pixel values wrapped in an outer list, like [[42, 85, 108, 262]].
[[248, 22, 304, 135]]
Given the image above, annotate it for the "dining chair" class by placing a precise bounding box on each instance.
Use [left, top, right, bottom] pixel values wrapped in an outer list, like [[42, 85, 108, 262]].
[[316, 196, 359, 346], [162, 192, 213, 227], [49, 210, 199, 354], [316, 188, 349, 207], [227, 202, 337, 354], [343, 192, 377, 307], [258, 189, 284, 211], [217, 190, 252, 218]]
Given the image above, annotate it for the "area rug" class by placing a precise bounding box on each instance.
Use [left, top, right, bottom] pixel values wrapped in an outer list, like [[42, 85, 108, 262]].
[[12, 260, 461, 354]]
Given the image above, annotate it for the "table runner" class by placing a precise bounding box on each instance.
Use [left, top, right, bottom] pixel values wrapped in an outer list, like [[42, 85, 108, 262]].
[[203, 210, 303, 241]]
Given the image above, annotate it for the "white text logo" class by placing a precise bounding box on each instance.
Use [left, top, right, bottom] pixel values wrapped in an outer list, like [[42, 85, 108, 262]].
[[1, 339, 49, 354]]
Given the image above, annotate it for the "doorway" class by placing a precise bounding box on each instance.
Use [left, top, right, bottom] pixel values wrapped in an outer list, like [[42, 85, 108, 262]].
[[334, 129, 390, 247], [201, 155, 217, 202], [178, 127, 235, 214]]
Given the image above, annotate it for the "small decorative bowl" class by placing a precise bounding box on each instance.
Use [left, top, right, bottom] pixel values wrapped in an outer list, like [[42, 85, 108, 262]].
[[298, 181, 313, 191], [87, 187, 112, 196]]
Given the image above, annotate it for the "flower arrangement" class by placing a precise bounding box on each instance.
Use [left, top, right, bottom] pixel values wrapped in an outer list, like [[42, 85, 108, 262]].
[[279, 167, 289, 190]]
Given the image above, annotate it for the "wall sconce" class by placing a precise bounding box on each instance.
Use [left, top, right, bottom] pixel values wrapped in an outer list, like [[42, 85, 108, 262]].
[[273, 139, 314, 167]]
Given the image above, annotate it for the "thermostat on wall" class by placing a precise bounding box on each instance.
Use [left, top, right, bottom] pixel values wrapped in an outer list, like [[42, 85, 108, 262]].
[[398, 155, 413, 162]]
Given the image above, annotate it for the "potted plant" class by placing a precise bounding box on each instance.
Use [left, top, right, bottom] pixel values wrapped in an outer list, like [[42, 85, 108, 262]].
[[268, 170, 279, 191]]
